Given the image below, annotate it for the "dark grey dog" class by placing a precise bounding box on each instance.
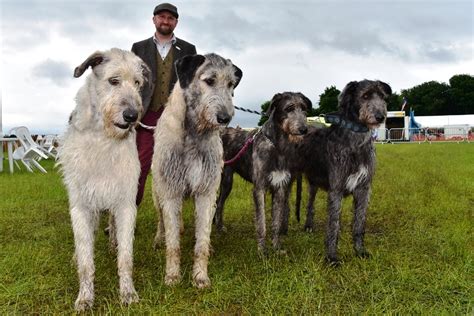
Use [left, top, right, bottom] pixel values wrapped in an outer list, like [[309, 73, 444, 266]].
[[296, 80, 391, 265], [216, 92, 312, 252]]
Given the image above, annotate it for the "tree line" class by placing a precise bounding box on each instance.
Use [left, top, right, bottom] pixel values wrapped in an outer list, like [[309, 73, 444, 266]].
[[258, 74, 473, 125]]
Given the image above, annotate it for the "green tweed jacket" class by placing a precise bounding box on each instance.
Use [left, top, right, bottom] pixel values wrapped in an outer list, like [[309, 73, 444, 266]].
[[131, 36, 197, 113]]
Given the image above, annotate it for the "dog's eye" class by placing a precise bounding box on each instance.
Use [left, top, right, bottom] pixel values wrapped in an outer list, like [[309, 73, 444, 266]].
[[285, 105, 295, 113], [135, 80, 140, 87], [204, 78, 215, 86], [109, 78, 120, 86], [228, 81, 234, 89], [362, 93, 370, 100]]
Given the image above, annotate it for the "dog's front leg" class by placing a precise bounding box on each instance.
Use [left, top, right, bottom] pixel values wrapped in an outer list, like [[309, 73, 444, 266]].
[[253, 186, 266, 252], [162, 197, 183, 286], [153, 207, 166, 249], [114, 205, 139, 305], [352, 186, 371, 258], [193, 194, 215, 288], [326, 190, 343, 265], [271, 186, 289, 250], [70, 205, 97, 311]]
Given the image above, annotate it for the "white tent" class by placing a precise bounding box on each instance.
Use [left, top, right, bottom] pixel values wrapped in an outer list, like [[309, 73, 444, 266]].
[[415, 114, 474, 128]]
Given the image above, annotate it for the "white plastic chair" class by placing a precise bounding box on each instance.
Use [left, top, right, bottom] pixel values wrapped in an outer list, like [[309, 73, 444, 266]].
[[9, 126, 48, 173], [39, 134, 58, 159]]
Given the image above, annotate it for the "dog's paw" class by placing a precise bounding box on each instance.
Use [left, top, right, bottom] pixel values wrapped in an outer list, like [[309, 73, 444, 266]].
[[75, 295, 93, 312], [355, 249, 371, 259], [120, 288, 139, 305], [216, 225, 227, 234], [257, 243, 268, 258], [304, 224, 314, 233], [193, 274, 211, 289], [164, 273, 181, 286], [325, 256, 342, 267]]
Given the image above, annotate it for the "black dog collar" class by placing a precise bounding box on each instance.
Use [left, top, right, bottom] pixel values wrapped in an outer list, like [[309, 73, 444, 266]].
[[324, 114, 369, 133]]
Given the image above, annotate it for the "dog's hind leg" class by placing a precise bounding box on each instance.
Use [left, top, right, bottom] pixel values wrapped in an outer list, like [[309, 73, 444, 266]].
[[279, 195, 290, 236], [114, 204, 139, 305], [70, 205, 97, 311], [153, 207, 165, 249], [326, 190, 343, 265], [107, 213, 117, 252], [193, 194, 215, 288], [352, 186, 371, 258], [304, 185, 318, 232], [214, 167, 233, 233], [152, 187, 165, 249], [162, 197, 183, 286]]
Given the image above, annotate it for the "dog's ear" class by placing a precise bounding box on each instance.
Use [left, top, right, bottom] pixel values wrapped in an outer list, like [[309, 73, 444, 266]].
[[338, 81, 359, 111], [298, 93, 313, 112], [378, 81, 392, 97], [266, 93, 284, 117], [140, 62, 152, 84], [232, 65, 243, 89], [74, 51, 106, 78], [175, 54, 206, 89]]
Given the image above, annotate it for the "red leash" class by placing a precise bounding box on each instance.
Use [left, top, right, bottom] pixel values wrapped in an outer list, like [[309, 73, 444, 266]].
[[224, 134, 256, 165]]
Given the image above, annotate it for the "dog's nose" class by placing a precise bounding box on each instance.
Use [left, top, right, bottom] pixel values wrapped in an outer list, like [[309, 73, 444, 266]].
[[375, 113, 385, 123], [217, 113, 231, 125], [299, 126, 308, 135], [123, 109, 138, 123]]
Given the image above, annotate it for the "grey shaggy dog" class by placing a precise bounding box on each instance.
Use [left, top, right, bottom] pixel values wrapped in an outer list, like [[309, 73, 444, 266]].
[[216, 92, 312, 252], [296, 79, 391, 265], [58, 48, 150, 311], [151, 53, 242, 288]]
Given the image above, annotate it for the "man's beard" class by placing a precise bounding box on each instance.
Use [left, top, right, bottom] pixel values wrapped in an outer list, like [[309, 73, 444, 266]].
[[157, 25, 174, 36]]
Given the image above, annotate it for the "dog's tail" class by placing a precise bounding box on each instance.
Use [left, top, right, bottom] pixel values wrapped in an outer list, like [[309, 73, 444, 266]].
[[295, 173, 303, 223]]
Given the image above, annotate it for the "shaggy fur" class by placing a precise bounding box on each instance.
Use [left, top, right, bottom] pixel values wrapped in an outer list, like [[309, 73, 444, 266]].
[[58, 48, 150, 311], [151, 53, 242, 288], [216, 92, 312, 251], [296, 80, 391, 265]]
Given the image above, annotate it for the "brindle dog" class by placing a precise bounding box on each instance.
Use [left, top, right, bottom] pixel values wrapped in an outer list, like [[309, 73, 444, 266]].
[[216, 92, 312, 252], [296, 80, 391, 265]]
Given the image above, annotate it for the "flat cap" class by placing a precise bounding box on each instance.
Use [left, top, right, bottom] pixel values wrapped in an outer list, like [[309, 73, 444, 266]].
[[153, 3, 179, 18]]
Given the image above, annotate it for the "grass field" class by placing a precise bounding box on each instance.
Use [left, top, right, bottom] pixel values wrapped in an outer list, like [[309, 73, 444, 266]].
[[1, 143, 473, 314]]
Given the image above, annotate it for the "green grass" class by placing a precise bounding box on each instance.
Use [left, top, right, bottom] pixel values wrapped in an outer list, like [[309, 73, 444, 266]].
[[1, 143, 473, 314]]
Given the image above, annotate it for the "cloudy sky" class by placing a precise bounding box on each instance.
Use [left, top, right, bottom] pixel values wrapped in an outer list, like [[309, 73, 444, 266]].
[[1, 0, 472, 134]]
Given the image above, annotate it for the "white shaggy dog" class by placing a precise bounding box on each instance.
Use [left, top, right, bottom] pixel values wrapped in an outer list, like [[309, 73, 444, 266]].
[[58, 48, 150, 311], [152, 53, 242, 288]]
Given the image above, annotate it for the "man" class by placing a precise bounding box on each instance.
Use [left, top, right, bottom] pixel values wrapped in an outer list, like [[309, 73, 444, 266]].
[[132, 3, 197, 205]]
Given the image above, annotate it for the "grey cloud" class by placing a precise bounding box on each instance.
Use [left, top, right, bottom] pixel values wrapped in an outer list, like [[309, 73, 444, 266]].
[[4, 1, 471, 63], [32, 59, 72, 86], [186, 8, 257, 51], [423, 45, 459, 62], [2, 0, 149, 51], [184, 1, 472, 63]]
